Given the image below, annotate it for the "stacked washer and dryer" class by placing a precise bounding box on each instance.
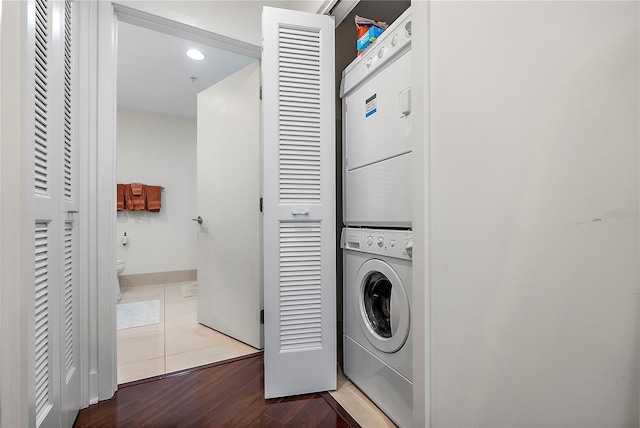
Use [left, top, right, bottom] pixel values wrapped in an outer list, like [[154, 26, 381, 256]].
[[340, 8, 413, 428]]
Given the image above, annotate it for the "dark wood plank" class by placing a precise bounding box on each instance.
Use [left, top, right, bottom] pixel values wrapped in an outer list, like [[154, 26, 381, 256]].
[[74, 354, 360, 428], [283, 394, 332, 428], [264, 395, 314, 424], [318, 410, 353, 428], [321, 392, 361, 428]]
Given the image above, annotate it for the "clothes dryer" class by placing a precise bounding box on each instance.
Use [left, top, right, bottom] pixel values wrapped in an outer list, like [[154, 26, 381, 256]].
[[342, 227, 413, 427], [341, 8, 412, 228]]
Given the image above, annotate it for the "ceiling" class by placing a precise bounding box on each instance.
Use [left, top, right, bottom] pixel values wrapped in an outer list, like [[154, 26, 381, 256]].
[[115, 0, 361, 119], [117, 21, 256, 119]]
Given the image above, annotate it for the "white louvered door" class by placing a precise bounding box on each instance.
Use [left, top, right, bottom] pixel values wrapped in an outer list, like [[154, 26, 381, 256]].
[[30, 0, 62, 425], [59, 0, 80, 425], [28, 0, 80, 426], [262, 7, 336, 398]]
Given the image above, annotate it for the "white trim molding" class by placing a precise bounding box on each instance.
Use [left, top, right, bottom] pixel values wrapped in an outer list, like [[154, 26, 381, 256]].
[[323, 0, 358, 27], [77, 0, 102, 407], [411, 1, 430, 427], [95, 0, 118, 402], [113, 4, 261, 59]]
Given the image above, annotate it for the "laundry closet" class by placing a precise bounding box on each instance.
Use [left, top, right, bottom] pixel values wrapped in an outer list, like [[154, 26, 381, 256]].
[[333, 0, 411, 347], [333, 2, 412, 427]]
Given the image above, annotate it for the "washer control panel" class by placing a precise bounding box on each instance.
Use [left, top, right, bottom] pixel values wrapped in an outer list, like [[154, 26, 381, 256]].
[[341, 227, 413, 260]]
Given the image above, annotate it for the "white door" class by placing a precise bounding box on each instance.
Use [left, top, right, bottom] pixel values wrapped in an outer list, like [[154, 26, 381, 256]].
[[31, 1, 62, 424], [196, 61, 263, 349], [27, 0, 80, 426], [262, 7, 336, 398], [59, 0, 81, 425]]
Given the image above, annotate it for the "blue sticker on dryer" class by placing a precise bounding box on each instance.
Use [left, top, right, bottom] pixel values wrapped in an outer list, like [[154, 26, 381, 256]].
[[365, 94, 377, 117]]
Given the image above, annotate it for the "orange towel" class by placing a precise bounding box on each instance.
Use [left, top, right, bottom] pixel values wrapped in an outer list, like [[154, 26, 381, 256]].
[[116, 184, 125, 211], [130, 183, 144, 196], [146, 185, 162, 212], [124, 185, 133, 210], [126, 183, 146, 211]]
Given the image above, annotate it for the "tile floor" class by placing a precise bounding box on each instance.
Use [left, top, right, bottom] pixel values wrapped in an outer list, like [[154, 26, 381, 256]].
[[116, 282, 259, 384], [117, 281, 396, 427]]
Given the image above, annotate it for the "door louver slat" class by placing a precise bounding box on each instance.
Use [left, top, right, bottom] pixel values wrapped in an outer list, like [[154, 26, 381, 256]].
[[35, 221, 52, 424], [277, 26, 322, 204], [63, 0, 73, 202], [34, 2, 52, 420], [279, 223, 322, 350], [63, 222, 74, 379], [34, 0, 49, 196]]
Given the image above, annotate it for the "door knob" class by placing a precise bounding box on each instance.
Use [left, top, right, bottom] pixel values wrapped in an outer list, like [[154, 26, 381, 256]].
[[192, 216, 203, 225]]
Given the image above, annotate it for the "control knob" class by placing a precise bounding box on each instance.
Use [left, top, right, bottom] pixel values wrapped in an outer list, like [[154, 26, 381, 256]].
[[377, 237, 384, 247], [366, 235, 373, 246], [405, 238, 413, 258]]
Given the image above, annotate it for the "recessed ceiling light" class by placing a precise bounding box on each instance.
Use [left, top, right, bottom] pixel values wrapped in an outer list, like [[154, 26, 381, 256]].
[[186, 49, 205, 61]]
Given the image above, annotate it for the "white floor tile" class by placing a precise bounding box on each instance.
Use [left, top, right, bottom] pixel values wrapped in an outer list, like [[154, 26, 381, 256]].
[[117, 357, 165, 384], [165, 344, 239, 373], [165, 325, 233, 356], [164, 296, 197, 316], [165, 311, 198, 332], [233, 340, 260, 356], [117, 320, 164, 341], [117, 333, 164, 366]]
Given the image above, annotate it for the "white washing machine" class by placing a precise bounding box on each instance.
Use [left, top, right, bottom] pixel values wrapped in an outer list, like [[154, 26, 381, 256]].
[[341, 8, 412, 228], [342, 227, 413, 427]]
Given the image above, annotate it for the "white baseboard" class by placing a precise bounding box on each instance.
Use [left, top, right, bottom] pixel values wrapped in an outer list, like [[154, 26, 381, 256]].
[[118, 269, 197, 287]]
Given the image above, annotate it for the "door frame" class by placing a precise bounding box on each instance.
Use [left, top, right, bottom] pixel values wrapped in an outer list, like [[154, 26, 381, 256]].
[[411, 2, 430, 426], [92, 1, 262, 402]]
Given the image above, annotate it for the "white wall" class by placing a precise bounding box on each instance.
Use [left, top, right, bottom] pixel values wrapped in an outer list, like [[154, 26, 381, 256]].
[[429, 2, 639, 426], [0, 1, 29, 425], [116, 108, 197, 275]]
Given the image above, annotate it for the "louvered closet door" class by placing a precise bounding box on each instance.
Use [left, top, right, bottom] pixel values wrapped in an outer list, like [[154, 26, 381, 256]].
[[262, 7, 336, 399], [30, 0, 62, 426], [28, 0, 80, 426], [59, 0, 80, 425]]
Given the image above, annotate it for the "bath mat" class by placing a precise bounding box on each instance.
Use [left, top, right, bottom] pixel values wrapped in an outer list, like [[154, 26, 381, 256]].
[[181, 282, 198, 298], [117, 299, 160, 330]]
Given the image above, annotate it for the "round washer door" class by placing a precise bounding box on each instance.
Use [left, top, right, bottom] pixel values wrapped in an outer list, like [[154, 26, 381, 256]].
[[354, 258, 410, 353]]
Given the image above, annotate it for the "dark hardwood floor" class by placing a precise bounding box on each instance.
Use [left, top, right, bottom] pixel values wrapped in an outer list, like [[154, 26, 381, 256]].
[[74, 353, 359, 428]]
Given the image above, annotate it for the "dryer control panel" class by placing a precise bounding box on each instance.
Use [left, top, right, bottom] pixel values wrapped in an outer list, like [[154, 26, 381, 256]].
[[341, 7, 412, 98], [341, 227, 413, 260]]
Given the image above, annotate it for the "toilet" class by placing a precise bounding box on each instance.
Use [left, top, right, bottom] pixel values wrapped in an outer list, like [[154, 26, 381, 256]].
[[116, 260, 125, 302]]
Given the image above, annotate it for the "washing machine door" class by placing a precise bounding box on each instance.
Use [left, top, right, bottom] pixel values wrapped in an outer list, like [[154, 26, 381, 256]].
[[355, 259, 410, 353]]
